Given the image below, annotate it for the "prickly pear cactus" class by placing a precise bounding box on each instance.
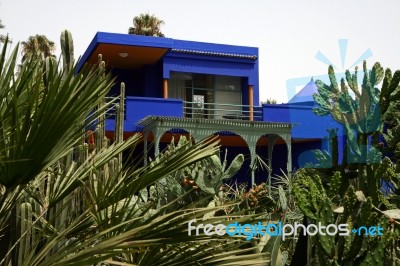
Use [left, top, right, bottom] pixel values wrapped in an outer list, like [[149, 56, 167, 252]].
[[292, 171, 389, 265], [145, 136, 244, 211], [193, 152, 244, 195]]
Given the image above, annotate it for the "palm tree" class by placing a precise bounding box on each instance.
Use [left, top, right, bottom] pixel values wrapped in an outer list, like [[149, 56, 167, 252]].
[[128, 13, 165, 37], [262, 98, 278, 104], [21, 34, 56, 62]]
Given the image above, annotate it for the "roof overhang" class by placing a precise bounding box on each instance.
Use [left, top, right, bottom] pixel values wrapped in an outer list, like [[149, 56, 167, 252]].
[[77, 32, 173, 71]]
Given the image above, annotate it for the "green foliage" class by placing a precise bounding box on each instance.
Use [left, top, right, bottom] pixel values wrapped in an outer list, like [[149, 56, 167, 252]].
[[312, 61, 400, 205], [155, 137, 244, 198], [262, 98, 278, 105], [313, 61, 400, 149], [128, 13, 165, 37], [195, 152, 244, 195], [0, 34, 113, 188], [21, 34, 56, 62], [292, 169, 400, 265], [0, 19, 6, 44]]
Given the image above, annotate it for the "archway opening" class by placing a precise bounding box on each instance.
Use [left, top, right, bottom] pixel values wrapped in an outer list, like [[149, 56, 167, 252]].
[[211, 131, 251, 187], [255, 134, 290, 186], [158, 128, 192, 153]]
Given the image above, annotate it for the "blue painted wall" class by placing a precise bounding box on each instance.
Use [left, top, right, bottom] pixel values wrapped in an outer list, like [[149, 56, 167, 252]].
[[262, 103, 346, 167], [105, 96, 183, 132], [262, 103, 344, 139], [110, 61, 164, 98], [143, 62, 163, 98]]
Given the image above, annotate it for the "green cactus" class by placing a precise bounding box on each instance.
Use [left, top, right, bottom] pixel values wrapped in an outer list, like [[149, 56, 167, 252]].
[[359, 241, 384, 266], [0, 29, 154, 265], [42, 56, 58, 91], [60, 29, 74, 72], [328, 171, 341, 199], [151, 136, 244, 198], [140, 136, 246, 217], [313, 61, 400, 205], [194, 152, 244, 195], [292, 170, 394, 265]]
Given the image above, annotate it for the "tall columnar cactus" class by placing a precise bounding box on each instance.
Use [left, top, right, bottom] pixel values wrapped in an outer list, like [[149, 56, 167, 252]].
[[0, 28, 159, 265], [60, 29, 74, 72], [42, 56, 57, 91], [115, 82, 125, 172]]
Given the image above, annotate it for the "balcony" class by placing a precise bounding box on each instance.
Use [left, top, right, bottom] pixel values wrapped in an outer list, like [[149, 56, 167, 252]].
[[105, 96, 263, 133]]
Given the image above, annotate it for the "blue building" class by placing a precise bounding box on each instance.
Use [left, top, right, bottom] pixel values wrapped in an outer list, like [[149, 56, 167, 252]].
[[78, 32, 342, 185]]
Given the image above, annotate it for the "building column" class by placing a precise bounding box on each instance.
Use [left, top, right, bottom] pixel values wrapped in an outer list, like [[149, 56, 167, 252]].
[[248, 85, 254, 121], [241, 134, 258, 187], [250, 147, 256, 187], [163, 79, 168, 99], [143, 131, 149, 166], [285, 135, 292, 177], [153, 128, 162, 157], [268, 135, 278, 190]]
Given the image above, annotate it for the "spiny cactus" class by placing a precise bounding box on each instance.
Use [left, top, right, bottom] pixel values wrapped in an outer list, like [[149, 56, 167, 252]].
[[193, 151, 244, 196], [313, 61, 400, 204], [60, 29, 74, 72], [360, 241, 384, 266], [150, 136, 244, 198], [292, 171, 394, 265], [42, 56, 57, 90]]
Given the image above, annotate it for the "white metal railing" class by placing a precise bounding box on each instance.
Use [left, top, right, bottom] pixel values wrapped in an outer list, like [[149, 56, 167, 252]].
[[183, 101, 262, 120], [104, 96, 123, 119]]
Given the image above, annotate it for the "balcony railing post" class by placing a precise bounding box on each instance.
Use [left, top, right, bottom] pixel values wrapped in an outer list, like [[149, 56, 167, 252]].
[[248, 85, 254, 121]]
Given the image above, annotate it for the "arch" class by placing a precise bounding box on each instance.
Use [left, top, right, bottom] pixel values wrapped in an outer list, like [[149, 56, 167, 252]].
[[143, 130, 155, 166], [159, 128, 192, 150], [255, 133, 291, 189], [144, 127, 192, 165], [210, 130, 251, 186], [155, 127, 192, 156]]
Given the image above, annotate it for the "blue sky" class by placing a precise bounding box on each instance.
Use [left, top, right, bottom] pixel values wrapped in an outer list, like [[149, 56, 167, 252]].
[[1, 0, 400, 103]]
